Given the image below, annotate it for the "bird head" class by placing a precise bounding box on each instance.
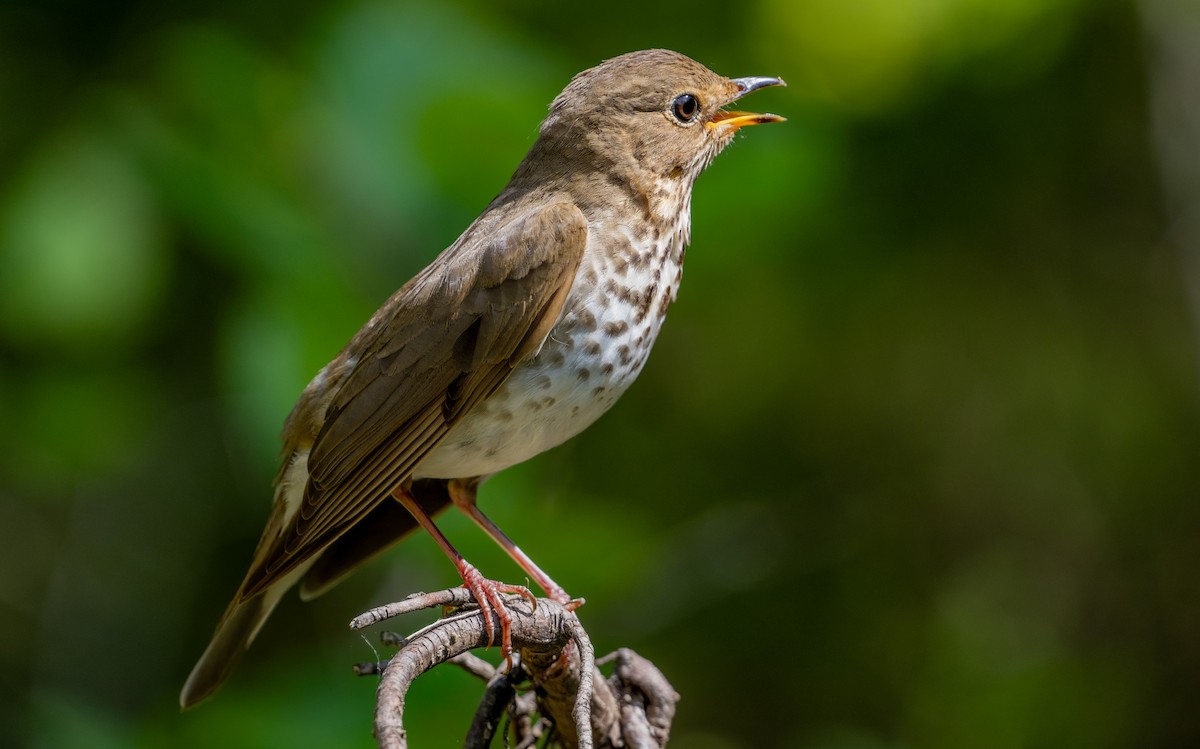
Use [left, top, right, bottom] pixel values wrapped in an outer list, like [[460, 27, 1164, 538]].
[[536, 49, 785, 189]]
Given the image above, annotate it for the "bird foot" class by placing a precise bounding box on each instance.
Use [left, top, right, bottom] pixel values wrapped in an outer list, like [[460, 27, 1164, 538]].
[[457, 561, 536, 670], [554, 593, 586, 612], [541, 582, 585, 612]]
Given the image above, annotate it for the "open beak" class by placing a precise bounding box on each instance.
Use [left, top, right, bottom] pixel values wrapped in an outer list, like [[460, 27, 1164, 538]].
[[709, 76, 787, 133]]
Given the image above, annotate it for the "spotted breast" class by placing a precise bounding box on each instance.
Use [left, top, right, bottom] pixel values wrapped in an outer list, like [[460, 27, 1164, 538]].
[[413, 204, 689, 481]]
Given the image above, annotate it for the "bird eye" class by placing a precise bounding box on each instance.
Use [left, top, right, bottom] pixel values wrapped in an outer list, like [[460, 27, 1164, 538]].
[[672, 93, 700, 122]]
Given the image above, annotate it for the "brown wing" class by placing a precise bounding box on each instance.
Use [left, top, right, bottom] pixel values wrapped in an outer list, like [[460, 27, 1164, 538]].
[[239, 200, 588, 599]]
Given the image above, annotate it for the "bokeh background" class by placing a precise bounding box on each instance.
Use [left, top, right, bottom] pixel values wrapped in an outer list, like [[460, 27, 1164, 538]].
[[3, 0, 1198, 746]]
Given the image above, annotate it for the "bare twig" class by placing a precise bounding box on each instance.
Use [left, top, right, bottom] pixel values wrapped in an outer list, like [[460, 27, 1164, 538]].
[[604, 649, 679, 748], [464, 663, 520, 747], [351, 588, 678, 749]]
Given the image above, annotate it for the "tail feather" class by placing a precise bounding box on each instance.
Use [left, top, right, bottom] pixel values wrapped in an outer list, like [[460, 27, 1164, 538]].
[[179, 566, 304, 709], [180, 478, 450, 707]]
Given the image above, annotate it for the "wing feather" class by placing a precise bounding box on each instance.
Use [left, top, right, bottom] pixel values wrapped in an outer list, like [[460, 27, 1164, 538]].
[[239, 200, 588, 599]]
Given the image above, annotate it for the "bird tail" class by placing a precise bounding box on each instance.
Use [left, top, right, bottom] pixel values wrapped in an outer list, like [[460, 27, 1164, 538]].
[[178, 566, 304, 709]]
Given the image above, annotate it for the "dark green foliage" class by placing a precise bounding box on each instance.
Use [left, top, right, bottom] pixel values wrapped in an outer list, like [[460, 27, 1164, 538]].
[[1, 1, 1196, 747]]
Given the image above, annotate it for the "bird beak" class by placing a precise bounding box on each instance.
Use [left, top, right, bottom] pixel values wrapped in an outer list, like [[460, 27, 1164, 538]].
[[709, 76, 787, 133]]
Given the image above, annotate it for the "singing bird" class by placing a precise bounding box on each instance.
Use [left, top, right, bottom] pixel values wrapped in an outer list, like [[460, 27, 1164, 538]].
[[181, 49, 784, 707]]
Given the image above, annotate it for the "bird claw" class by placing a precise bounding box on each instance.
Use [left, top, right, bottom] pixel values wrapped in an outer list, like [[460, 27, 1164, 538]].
[[541, 582, 585, 612], [458, 562, 535, 670]]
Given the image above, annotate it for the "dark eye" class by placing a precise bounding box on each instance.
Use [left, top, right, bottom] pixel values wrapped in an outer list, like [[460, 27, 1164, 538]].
[[672, 93, 700, 122]]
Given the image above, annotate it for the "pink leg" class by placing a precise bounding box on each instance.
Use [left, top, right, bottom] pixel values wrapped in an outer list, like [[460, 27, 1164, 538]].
[[448, 479, 585, 611], [390, 486, 534, 664]]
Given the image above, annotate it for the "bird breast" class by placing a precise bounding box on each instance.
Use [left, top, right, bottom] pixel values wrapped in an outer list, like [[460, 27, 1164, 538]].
[[413, 219, 687, 480]]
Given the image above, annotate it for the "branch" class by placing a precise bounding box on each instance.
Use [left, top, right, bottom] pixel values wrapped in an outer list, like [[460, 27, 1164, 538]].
[[350, 588, 679, 749]]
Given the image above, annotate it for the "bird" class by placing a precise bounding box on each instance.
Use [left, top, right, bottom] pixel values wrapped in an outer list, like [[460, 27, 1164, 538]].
[[180, 48, 784, 708]]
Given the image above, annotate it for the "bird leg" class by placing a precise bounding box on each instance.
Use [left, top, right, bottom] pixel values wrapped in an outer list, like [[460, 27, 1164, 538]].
[[389, 486, 535, 666], [448, 479, 585, 611]]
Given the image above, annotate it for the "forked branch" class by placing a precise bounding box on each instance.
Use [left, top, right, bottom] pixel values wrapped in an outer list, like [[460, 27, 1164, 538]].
[[351, 589, 678, 749]]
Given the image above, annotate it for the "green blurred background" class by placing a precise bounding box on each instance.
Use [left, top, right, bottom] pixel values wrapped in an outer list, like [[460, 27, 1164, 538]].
[[3, 0, 1198, 746]]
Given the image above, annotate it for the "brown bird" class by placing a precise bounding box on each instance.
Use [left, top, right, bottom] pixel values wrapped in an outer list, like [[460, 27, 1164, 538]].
[[180, 49, 784, 708]]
